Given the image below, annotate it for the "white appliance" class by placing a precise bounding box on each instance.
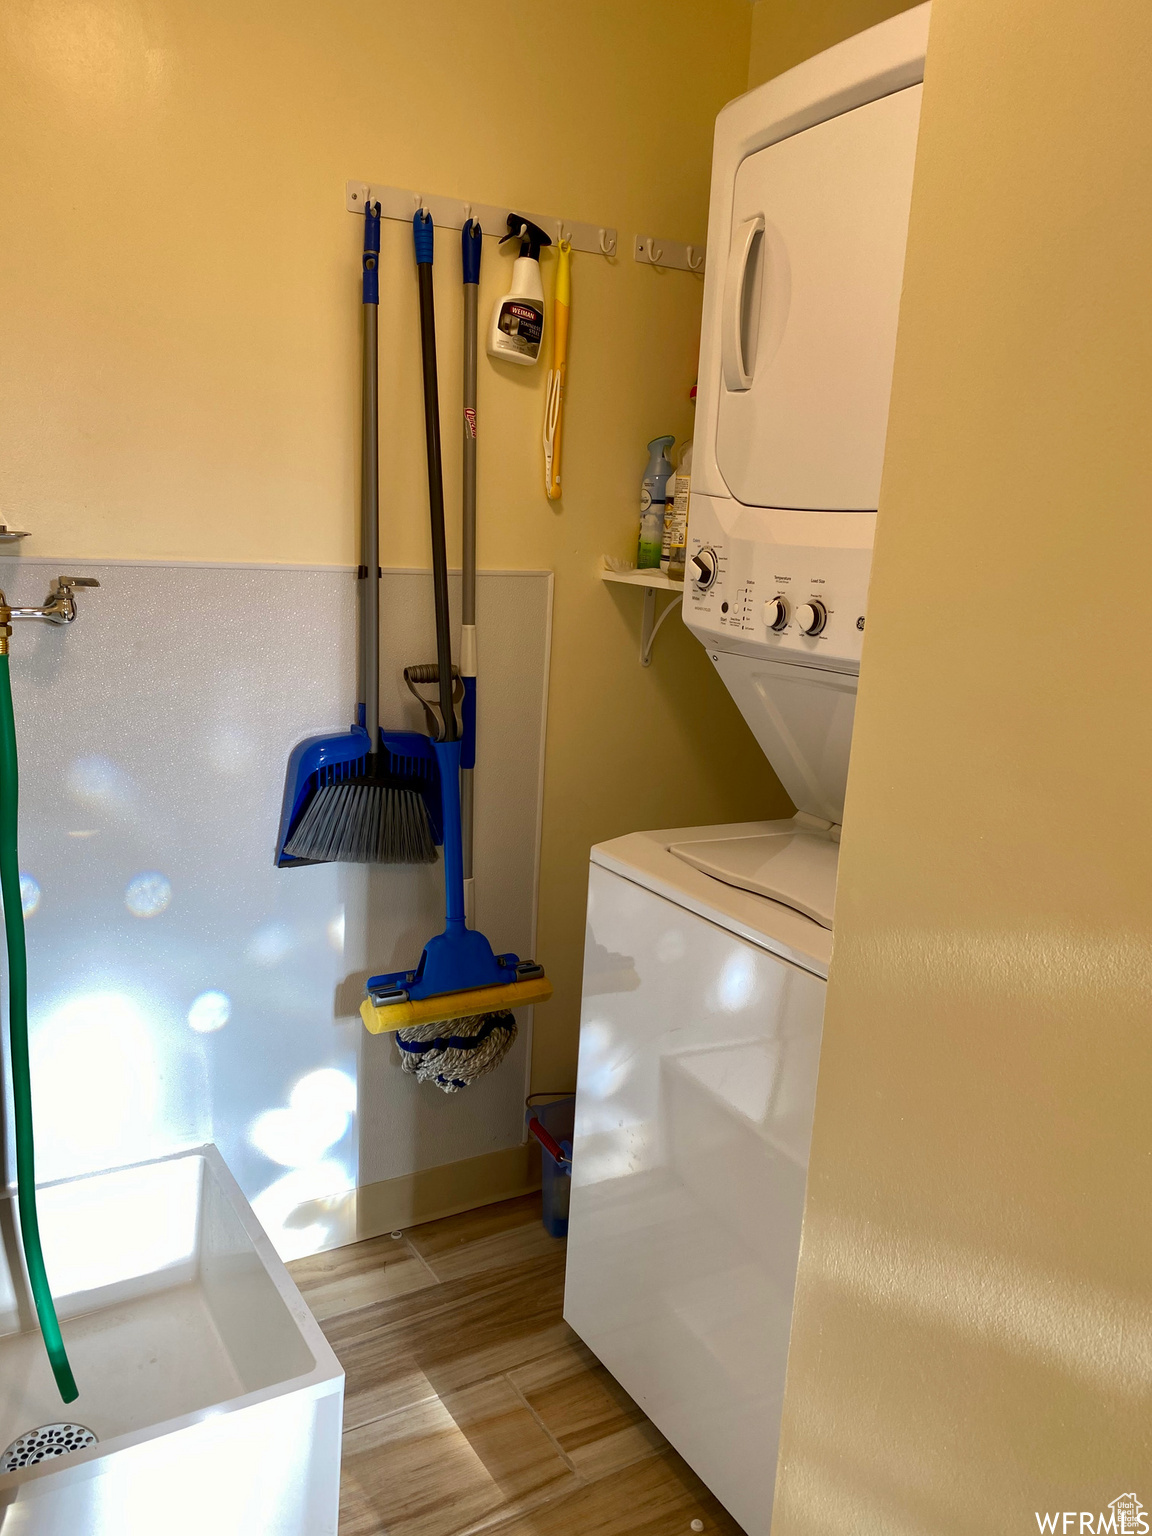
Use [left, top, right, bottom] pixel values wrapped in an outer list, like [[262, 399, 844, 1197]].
[[564, 827, 827, 1535], [565, 9, 930, 1533], [684, 3, 929, 887]]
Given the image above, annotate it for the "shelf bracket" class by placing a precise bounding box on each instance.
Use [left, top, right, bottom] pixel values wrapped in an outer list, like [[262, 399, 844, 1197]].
[[641, 588, 681, 667]]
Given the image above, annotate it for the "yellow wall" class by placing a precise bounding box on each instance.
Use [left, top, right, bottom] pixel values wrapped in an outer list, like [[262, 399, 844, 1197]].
[[774, 0, 1152, 1525], [0, 0, 788, 1097], [748, 0, 915, 89]]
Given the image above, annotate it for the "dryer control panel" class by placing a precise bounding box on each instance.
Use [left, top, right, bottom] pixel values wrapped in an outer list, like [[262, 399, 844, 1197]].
[[682, 493, 874, 672]]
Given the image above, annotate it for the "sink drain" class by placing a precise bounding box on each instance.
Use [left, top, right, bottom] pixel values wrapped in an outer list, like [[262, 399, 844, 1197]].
[[1, 1423, 98, 1473]]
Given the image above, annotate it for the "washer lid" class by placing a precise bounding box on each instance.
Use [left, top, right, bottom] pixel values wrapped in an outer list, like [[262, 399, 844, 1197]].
[[590, 821, 832, 977], [670, 828, 839, 929]]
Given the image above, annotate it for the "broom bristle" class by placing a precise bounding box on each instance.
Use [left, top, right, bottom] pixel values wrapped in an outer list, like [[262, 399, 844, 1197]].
[[284, 781, 437, 864]]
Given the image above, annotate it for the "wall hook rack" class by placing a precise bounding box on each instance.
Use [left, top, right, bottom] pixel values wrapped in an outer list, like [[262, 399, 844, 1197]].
[[633, 235, 706, 275], [347, 182, 617, 259]]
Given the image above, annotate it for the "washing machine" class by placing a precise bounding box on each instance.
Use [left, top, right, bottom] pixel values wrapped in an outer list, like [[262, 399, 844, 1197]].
[[564, 8, 931, 1533]]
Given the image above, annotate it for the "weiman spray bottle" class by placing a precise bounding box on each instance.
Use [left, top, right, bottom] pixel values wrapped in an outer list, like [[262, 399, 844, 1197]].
[[487, 215, 553, 366]]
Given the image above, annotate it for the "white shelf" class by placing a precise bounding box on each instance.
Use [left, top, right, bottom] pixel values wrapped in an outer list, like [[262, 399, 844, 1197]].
[[601, 567, 681, 592], [601, 564, 684, 665]]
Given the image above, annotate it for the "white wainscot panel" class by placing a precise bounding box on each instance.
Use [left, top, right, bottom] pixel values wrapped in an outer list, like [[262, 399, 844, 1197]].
[[0, 561, 550, 1259]]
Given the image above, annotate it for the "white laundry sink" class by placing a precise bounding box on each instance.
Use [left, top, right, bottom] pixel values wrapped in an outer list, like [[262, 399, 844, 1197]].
[[0, 1145, 343, 1534]]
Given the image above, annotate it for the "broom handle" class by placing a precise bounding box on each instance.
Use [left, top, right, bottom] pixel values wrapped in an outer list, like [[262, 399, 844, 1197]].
[[362, 201, 381, 755], [461, 221, 481, 891], [414, 212, 456, 743], [462, 227, 479, 631]]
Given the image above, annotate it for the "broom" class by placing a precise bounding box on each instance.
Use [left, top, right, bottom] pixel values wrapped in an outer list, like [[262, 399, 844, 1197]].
[[277, 200, 437, 867]]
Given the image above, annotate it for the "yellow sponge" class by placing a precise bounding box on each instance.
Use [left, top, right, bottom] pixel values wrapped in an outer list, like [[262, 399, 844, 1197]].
[[360, 974, 553, 1034]]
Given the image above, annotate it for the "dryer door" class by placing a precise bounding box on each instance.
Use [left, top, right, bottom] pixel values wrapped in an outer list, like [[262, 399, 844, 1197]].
[[715, 83, 921, 511]]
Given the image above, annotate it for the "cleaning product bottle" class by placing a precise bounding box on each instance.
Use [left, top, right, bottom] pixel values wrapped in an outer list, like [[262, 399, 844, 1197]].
[[637, 436, 675, 570], [666, 386, 696, 582], [660, 441, 679, 573], [487, 215, 553, 366]]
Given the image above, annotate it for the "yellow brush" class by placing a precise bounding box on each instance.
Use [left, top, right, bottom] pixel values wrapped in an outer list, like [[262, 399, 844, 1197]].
[[543, 240, 571, 499]]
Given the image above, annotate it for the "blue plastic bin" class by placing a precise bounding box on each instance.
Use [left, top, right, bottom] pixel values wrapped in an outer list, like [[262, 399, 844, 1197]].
[[526, 1093, 575, 1238]]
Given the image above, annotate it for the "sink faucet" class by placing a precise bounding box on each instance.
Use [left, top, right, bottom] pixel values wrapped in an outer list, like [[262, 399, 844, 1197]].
[[0, 577, 100, 644]]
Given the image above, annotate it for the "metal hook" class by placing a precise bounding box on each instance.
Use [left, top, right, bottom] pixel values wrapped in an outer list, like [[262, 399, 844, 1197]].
[[414, 192, 423, 216], [598, 228, 615, 256], [463, 202, 472, 225], [686, 245, 704, 272], [645, 237, 663, 264]]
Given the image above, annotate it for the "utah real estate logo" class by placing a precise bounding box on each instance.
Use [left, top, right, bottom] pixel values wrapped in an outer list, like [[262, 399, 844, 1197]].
[[1036, 1494, 1148, 1533]]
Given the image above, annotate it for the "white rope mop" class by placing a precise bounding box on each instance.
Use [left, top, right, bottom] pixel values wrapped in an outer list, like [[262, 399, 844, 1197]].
[[395, 1011, 517, 1093]]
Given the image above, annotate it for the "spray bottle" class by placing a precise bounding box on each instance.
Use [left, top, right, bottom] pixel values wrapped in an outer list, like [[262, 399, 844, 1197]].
[[487, 215, 553, 366]]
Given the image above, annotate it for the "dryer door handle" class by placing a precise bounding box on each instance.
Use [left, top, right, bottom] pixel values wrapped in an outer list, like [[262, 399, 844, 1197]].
[[721, 214, 765, 392]]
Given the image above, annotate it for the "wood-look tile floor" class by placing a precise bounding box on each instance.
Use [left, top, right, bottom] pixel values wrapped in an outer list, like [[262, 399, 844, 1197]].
[[288, 1194, 747, 1536]]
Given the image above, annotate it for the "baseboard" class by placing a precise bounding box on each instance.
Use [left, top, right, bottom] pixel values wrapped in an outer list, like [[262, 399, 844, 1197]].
[[286, 1143, 541, 1256]]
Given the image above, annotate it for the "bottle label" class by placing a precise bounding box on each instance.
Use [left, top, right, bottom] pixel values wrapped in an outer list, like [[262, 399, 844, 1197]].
[[637, 502, 665, 569], [496, 300, 543, 357], [664, 477, 691, 578], [660, 496, 674, 567], [667, 475, 691, 550]]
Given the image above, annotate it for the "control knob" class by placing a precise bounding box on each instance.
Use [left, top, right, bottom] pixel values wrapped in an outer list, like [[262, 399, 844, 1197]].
[[796, 600, 827, 636], [763, 596, 789, 631], [691, 547, 718, 591]]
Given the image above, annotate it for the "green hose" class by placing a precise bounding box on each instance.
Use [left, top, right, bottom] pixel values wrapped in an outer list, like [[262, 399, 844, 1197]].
[[0, 653, 77, 1403]]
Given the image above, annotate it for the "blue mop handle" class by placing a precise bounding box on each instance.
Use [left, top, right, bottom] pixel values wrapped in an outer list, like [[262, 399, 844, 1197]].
[[462, 218, 482, 284], [432, 739, 466, 927], [362, 201, 381, 305], [461, 677, 476, 770], [413, 208, 434, 265]]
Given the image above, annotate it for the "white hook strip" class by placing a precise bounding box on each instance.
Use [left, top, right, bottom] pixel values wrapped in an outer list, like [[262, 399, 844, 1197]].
[[347, 181, 617, 259], [633, 234, 706, 275]]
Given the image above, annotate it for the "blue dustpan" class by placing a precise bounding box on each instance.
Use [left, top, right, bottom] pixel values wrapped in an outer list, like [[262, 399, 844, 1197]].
[[275, 721, 442, 868]]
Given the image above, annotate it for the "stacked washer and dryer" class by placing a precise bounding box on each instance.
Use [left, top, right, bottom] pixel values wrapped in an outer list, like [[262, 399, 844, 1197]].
[[563, 9, 930, 1533]]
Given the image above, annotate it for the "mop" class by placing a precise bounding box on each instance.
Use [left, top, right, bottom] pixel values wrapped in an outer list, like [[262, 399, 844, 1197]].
[[359, 212, 552, 1088], [276, 200, 439, 867]]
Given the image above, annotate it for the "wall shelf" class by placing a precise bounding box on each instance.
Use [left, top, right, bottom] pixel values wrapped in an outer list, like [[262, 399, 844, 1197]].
[[601, 565, 684, 665]]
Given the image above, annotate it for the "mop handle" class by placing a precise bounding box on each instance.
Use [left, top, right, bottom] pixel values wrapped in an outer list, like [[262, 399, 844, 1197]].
[[361, 201, 381, 753], [461, 220, 480, 636], [460, 221, 481, 897], [413, 211, 457, 743]]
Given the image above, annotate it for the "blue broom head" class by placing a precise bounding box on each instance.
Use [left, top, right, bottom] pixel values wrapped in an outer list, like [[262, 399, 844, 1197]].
[[276, 725, 442, 867]]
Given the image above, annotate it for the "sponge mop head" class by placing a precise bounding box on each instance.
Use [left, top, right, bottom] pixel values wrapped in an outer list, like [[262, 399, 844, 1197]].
[[360, 973, 553, 1034]]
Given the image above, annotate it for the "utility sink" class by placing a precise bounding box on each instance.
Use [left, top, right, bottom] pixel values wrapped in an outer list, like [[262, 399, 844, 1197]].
[[0, 1145, 343, 1534]]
